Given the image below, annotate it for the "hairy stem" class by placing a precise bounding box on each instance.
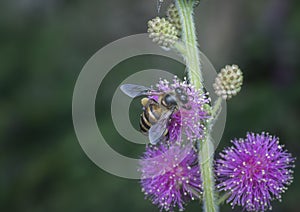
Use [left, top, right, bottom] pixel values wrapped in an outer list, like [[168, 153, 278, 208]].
[[217, 192, 231, 205], [173, 41, 187, 56], [209, 97, 222, 129], [175, 0, 203, 90], [175, 1, 218, 211], [199, 135, 219, 212]]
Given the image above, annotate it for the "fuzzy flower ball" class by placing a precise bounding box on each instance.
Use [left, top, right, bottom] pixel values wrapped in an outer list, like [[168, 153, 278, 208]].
[[213, 64, 243, 100], [166, 3, 182, 36], [148, 17, 179, 49], [153, 77, 210, 143], [140, 143, 202, 211], [216, 132, 295, 211]]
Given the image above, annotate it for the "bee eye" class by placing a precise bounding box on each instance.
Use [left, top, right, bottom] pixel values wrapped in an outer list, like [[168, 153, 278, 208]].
[[164, 94, 177, 106], [180, 95, 188, 104], [175, 87, 183, 94]]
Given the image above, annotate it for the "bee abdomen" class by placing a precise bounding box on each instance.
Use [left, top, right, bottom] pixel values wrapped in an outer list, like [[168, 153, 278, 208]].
[[139, 112, 151, 133], [164, 129, 169, 137]]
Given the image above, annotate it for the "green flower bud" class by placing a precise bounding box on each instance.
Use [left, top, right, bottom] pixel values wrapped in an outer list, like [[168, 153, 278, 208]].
[[148, 17, 179, 49], [166, 3, 181, 37], [213, 65, 243, 100]]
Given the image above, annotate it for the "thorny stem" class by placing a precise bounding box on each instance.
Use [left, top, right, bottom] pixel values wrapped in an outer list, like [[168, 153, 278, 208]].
[[175, 0, 219, 211]]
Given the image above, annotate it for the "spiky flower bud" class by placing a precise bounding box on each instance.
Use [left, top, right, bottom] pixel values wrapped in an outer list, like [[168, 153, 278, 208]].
[[148, 17, 179, 49], [213, 65, 243, 100], [166, 3, 181, 37]]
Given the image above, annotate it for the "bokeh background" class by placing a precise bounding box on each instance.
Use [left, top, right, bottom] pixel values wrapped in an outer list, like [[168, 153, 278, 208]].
[[1, 0, 300, 211]]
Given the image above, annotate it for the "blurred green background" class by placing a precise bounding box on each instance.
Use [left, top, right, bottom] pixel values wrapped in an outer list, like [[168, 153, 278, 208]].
[[1, 0, 300, 211]]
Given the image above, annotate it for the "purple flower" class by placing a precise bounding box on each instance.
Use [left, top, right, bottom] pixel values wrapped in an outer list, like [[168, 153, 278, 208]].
[[139, 143, 202, 211], [216, 132, 295, 211], [153, 77, 210, 142]]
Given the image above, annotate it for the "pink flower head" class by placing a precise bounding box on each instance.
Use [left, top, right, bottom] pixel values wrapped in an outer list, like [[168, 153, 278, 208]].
[[139, 143, 202, 211], [216, 132, 295, 211], [151, 77, 210, 143]]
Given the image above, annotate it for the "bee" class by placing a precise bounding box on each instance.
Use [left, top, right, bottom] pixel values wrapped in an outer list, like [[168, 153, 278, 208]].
[[120, 84, 190, 145]]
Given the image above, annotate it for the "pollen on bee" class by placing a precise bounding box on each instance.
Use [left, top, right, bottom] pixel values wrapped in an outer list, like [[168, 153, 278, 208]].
[[141, 98, 149, 107]]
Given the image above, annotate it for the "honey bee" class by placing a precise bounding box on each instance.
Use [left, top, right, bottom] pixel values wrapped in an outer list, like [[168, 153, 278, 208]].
[[120, 84, 190, 145]]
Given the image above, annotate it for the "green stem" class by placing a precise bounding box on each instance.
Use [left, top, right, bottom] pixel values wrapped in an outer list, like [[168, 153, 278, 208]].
[[209, 97, 222, 129], [217, 192, 231, 205], [176, 0, 203, 91], [211, 97, 222, 119], [173, 41, 187, 56], [199, 135, 218, 212], [175, 1, 218, 211]]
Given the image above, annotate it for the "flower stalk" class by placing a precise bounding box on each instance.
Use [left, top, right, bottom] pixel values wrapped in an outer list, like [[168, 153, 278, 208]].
[[173, 41, 187, 55], [217, 192, 231, 205], [140, 1, 294, 211], [199, 134, 219, 212], [209, 97, 222, 129], [175, 0, 203, 90], [175, 0, 218, 211]]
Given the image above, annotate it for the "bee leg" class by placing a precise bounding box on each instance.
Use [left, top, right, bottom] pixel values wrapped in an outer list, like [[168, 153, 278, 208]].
[[192, 144, 198, 152]]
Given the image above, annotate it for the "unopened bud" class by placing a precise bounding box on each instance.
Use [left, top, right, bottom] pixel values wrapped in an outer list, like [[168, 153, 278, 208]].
[[213, 65, 243, 100], [148, 17, 179, 49], [166, 4, 181, 37]]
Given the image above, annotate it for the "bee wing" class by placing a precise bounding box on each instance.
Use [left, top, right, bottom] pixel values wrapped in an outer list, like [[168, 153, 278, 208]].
[[120, 84, 152, 98], [149, 109, 173, 145]]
